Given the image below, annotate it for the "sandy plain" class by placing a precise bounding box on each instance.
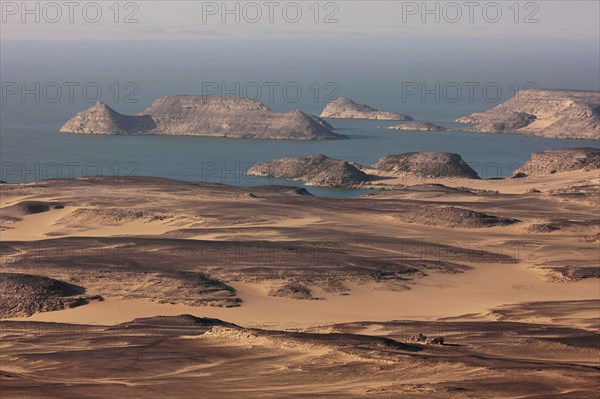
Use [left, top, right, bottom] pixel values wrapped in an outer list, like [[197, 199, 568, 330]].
[[0, 169, 598, 398]]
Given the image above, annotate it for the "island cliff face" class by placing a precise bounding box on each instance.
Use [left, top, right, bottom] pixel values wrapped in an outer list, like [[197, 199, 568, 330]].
[[60, 96, 346, 140], [372, 152, 480, 179], [320, 98, 412, 121], [59, 101, 156, 134], [457, 89, 600, 139], [513, 147, 600, 177]]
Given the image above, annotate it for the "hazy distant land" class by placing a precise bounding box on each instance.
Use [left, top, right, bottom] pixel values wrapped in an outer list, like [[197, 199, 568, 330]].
[[61, 90, 600, 142]]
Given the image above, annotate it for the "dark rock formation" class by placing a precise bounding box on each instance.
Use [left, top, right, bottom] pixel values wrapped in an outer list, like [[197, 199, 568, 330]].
[[372, 152, 480, 179], [0, 201, 64, 217], [61, 96, 346, 140], [524, 223, 560, 233], [248, 154, 371, 187], [0, 201, 65, 230], [394, 206, 519, 228], [0, 273, 98, 317], [177, 272, 241, 308], [320, 97, 412, 120], [268, 283, 314, 300], [427, 336, 445, 345], [457, 89, 600, 139]]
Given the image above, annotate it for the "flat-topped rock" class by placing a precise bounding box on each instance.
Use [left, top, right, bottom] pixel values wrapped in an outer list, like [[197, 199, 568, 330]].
[[247, 154, 371, 187], [372, 152, 480, 179], [60, 96, 346, 140], [513, 147, 600, 177], [457, 89, 600, 139], [320, 97, 412, 120], [388, 122, 448, 131]]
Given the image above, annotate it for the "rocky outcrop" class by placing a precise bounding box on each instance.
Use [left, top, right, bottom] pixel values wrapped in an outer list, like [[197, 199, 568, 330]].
[[408, 333, 445, 345], [249, 152, 481, 186], [268, 283, 314, 300], [387, 122, 448, 131], [372, 152, 480, 179], [513, 147, 600, 177], [394, 206, 519, 228], [584, 233, 600, 243], [0, 273, 101, 317], [60, 96, 346, 140], [524, 223, 560, 233], [320, 98, 412, 120], [247, 154, 371, 187], [457, 89, 600, 139]]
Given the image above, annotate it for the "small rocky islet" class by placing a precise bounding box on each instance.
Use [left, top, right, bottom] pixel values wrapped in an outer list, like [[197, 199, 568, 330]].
[[319, 97, 413, 120], [387, 122, 448, 131]]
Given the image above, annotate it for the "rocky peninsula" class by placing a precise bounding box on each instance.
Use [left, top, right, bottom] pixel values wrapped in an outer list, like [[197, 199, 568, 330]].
[[457, 89, 600, 139], [320, 97, 412, 120], [513, 147, 600, 177], [60, 96, 346, 140]]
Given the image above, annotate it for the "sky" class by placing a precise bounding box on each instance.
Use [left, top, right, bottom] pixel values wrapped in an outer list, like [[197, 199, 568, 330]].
[[1, 0, 598, 125], [1, 1, 598, 40]]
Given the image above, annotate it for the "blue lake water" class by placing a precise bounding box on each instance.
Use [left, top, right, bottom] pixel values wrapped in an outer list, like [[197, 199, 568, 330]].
[[1, 117, 598, 197], [2, 39, 598, 196]]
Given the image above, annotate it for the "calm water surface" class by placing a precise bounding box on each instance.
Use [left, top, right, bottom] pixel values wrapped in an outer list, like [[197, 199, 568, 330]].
[[2, 117, 598, 197]]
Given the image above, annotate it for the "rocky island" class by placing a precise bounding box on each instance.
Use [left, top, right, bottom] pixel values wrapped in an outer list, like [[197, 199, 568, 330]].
[[60, 96, 346, 140], [513, 147, 600, 177], [320, 97, 412, 120], [248, 151, 480, 187], [387, 122, 448, 131], [247, 154, 370, 187], [372, 152, 480, 179], [457, 89, 600, 139]]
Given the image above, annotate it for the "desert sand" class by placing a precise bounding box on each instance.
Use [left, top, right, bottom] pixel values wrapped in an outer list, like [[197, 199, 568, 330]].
[[1, 163, 598, 398]]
